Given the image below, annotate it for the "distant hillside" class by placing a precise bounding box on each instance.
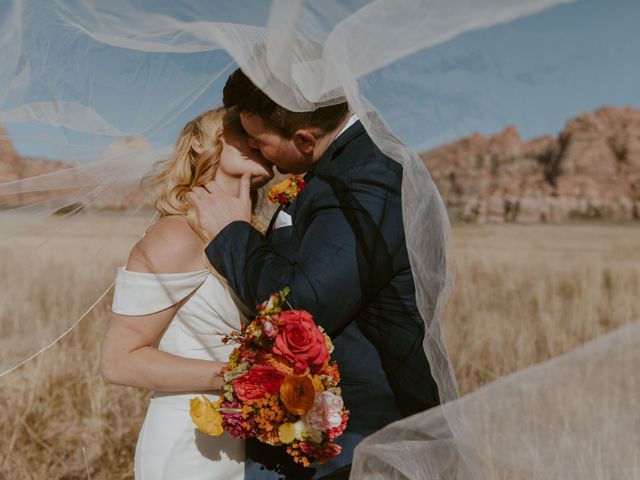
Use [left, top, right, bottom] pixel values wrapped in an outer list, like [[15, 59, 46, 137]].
[[420, 106, 640, 222], [0, 125, 74, 206], [0, 129, 150, 209], [3, 106, 640, 221]]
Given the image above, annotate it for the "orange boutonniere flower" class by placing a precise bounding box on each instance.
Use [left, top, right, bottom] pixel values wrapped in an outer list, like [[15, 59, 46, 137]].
[[268, 175, 306, 207]]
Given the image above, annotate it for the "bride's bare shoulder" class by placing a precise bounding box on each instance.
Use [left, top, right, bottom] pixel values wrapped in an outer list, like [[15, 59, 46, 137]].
[[126, 215, 206, 274]]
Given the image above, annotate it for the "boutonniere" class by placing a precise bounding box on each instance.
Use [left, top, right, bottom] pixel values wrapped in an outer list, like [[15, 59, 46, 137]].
[[267, 175, 306, 207]]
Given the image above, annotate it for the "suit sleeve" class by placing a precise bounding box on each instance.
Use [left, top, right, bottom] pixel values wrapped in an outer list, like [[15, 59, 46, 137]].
[[205, 164, 401, 336]]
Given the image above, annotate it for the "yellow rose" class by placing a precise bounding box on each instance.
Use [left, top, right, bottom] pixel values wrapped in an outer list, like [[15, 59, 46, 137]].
[[323, 333, 334, 354], [278, 422, 296, 444], [311, 375, 325, 392], [190, 396, 223, 436]]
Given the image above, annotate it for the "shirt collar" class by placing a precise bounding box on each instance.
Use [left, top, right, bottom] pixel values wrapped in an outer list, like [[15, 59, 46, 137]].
[[334, 114, 359, 142], [305, 116, 364, 179]]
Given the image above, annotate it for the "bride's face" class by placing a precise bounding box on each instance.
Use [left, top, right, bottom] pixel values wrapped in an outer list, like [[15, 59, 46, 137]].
[[218, 127, 274, 188]]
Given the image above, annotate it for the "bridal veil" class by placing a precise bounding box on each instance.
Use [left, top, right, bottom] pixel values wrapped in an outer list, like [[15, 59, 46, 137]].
[[2, 1, 638, 478]]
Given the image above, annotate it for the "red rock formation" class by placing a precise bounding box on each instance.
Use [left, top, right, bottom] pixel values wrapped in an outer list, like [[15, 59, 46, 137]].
[[421, 106, 640, 222], [0, 124, 22, 181], [3, 106, 640, 222], [0, 130, 149, 209], [0, 126, 75, 207]]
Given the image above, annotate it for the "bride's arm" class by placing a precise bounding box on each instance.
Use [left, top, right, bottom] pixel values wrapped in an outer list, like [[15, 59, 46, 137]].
[[100, 216, 225, 392], [100, 309, 225, 392]]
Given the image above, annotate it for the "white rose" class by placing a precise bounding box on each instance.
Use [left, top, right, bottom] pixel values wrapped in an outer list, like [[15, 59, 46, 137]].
[[292, 419, 323, 443]]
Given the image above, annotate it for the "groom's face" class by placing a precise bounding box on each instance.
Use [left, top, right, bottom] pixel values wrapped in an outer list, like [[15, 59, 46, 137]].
[[240, 113, 315, 175]]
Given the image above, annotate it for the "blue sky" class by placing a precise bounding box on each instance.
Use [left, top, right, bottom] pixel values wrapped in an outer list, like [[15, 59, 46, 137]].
[[3, 0, 640, 159], [367, 0, 640, 151]]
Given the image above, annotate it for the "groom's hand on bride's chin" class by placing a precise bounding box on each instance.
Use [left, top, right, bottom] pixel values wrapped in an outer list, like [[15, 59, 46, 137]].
[[187, 173, 252, 241]]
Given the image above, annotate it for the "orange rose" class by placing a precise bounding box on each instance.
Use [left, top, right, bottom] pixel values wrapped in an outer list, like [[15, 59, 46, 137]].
[[265, 354, 296, 374], [279, 374, 315, 415]]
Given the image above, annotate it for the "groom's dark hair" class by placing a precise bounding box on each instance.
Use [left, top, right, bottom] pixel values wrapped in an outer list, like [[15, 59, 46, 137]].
[[223, 68, 349, 138]]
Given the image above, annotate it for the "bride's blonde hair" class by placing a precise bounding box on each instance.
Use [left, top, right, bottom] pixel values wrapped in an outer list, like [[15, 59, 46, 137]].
[[142, 107, 243, 241]]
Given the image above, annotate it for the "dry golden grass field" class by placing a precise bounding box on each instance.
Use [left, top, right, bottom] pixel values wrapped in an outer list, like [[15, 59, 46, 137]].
[[1, 215, 639, 479]]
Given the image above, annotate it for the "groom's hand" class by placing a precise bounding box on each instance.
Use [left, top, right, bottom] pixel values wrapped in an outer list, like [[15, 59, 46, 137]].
[[187, 173, 252, 240]]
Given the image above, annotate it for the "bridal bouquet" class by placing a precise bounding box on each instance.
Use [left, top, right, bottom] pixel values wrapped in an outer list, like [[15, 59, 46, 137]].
[[190, 288, 349, 467]]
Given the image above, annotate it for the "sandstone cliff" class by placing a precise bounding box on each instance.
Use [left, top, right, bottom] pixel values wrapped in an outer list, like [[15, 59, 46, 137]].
[[0, 132, 150, 209], [420, 106, 640, 222], [2, 106, 640, 221]]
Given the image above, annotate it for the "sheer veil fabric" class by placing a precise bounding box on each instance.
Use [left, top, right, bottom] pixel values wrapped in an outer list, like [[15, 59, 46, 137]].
[[351, 321, 640, 479], [3, 1, 638, 478]]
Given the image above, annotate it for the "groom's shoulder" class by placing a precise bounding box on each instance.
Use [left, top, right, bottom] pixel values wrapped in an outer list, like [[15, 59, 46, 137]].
[[331, 129, 403, 183]]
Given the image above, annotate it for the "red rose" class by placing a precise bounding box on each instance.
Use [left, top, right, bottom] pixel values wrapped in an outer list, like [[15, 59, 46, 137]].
[[273, 310, 330, 373], [232, 364, 286, 401]]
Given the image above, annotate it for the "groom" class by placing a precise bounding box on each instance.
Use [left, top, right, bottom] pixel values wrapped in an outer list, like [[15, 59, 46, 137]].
[[189, 68, 440, 479]]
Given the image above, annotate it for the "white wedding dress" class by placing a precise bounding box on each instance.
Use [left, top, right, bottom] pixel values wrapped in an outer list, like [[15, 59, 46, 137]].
[[112, 265, 250, 480]]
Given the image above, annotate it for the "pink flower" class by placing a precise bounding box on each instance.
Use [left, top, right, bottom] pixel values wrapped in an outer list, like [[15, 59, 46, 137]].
[[327, 410, 349, 441], [262, 319, 277, 339], [220, 401, 256, 439], [303, 391, 344, 431]]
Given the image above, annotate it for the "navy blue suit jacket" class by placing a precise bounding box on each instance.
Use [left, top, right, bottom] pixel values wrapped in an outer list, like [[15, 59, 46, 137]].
[[206, 121, 440, 479]]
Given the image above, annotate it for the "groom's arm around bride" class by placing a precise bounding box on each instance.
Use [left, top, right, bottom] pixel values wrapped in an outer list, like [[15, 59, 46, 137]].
[[189, 68, 440, 480]]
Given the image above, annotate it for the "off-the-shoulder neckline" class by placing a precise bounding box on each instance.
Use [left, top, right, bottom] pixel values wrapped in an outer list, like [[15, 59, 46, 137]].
[[117, 265, 209, 276]]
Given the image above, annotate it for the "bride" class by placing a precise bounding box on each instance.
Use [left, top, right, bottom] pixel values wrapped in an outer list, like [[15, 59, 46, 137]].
[[99, 107, 274, 480]]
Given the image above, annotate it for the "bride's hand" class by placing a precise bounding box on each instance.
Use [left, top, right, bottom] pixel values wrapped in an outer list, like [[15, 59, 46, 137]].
[[187, 172, 252, 240]]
